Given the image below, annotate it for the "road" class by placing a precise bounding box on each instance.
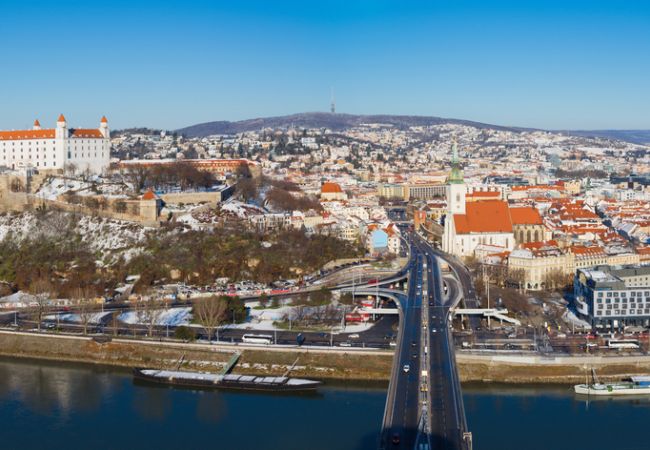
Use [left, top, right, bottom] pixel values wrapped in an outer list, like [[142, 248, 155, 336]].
[[417, 235, 470, 449], [380, 235, 423, 449], [380, 232, 470, 449]]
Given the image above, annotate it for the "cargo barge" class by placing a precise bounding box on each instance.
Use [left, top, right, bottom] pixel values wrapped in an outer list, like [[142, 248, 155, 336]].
[[133, 368, 322, 392]]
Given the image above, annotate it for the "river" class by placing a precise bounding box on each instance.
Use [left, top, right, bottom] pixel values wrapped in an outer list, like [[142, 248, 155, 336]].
[[0, 357, 649, 450]]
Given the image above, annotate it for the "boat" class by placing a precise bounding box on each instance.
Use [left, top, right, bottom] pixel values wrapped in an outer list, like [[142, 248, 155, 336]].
[[133, 368, 322, 392], [574, 369, 650, 396]]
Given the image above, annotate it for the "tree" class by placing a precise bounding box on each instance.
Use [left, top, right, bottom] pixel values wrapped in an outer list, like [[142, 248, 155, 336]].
[[113, 200, 127, 214], [258, 293, 269, 308], [29, 278, 53, 332], [339, 292, 354, 306], [310, 287, 332, 306], [9, 178, 25, 193], [71, 286, 97, 335], [544, 269, 571, 291], [193, 296, 228, 342], [236, 177, 258, 202], [136, 295, 165, 338], [507, 268, 526, 292], [125, 165, 150, 194]]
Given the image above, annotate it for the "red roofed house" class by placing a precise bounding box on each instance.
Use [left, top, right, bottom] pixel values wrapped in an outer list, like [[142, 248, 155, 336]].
[[320, 182, 347, 201], [0, 114, 110, 174]]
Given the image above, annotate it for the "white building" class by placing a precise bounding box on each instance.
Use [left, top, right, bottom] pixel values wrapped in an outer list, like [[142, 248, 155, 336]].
[[442, 142, 515, 257], [0, 115, 111, 174]]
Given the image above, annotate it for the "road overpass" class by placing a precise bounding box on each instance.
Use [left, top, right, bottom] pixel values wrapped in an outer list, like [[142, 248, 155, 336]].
[[380, 233, 472, 450]]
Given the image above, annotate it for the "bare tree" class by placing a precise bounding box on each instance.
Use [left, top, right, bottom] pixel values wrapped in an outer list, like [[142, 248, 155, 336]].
[[125, 165, 150, 194], [192, 296, 228, 342], [29, 278, 53, 332], [71, 287, 97, 335], [137, 295, 165, 338]]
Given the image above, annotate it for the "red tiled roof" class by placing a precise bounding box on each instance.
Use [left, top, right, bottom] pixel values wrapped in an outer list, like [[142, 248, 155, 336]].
[[453, 201, 513, 234], [321, 182, 343, 193], [142, 190, 157, 200], [70, 129, 103, 138], [0, 129, 56, 141], [510, 207, 543, 225], [101, 116, 108, 123], [58, 114, 66, 122]]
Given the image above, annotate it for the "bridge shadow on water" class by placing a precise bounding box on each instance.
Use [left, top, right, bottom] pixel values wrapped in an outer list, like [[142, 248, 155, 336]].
[[355, 427, 460, 450]]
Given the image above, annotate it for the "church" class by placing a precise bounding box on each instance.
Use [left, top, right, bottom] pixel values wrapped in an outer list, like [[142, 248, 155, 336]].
[[0, 115, 111, 174], [442, 142, 545, 258]]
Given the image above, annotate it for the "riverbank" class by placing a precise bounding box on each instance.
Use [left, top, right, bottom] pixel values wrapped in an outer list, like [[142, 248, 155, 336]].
[[3, 330, 650, 383]]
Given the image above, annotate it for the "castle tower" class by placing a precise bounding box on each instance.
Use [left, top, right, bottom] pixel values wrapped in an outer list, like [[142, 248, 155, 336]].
[[100, 116, 110, 139], [33, 119, 41, 130], [55, 113, 67, 139]]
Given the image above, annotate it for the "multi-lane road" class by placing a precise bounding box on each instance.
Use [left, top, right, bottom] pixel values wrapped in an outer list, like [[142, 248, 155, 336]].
[[381, 233, 471, 449]]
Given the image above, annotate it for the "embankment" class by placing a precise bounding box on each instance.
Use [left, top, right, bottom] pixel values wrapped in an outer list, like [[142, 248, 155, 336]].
[[3, 331, 650, 383]]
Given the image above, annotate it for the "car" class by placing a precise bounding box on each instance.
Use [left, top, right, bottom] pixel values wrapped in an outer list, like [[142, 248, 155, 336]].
[[411, 341, 417, 347], [391, 433, 401, 445], [339, 342, 352, 347], [348, 333, 360, 339], [402, 364, 410, 373], [432, 328, 437, 333]]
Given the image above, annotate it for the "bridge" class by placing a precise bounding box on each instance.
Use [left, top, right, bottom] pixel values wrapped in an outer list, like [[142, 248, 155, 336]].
[[378, 232, 472, 450]]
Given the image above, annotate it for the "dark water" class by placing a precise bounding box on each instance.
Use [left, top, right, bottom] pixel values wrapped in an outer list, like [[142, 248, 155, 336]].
[[1, 357, 649, 450]]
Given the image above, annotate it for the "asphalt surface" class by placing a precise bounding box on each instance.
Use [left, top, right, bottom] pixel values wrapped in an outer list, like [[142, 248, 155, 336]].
[[380, 233, 470, 450], [417, 235, 469, 450], [380, 237, 423, 449]]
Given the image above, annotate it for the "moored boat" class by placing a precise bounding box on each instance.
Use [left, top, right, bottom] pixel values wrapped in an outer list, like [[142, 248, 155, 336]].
[[133, 368, 322, 392], [574, 372, 650, 396]]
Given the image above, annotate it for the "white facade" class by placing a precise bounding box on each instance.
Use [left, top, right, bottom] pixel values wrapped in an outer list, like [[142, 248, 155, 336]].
[[0, 115, 111, 174]]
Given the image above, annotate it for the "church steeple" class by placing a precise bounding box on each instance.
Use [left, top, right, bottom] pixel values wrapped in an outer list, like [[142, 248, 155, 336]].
[[448, 140, 464, 184]]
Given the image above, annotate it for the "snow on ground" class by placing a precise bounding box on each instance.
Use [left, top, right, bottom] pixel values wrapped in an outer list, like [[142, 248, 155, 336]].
[[76, 216, 148, 255], [118, 307, 192, 326], [0, 291, 37, 306], [221, 302, 376, 333], [0, 211, 149, 263], [36, 176, 130, 200], [44, 311, 113, 324], [562, 309, 591, 329], [0, 213, 39, 241], [36, 178, 89, 200]]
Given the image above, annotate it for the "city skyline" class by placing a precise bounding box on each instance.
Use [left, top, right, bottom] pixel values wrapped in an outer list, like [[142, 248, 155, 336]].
[[1, 1, 649, 131]]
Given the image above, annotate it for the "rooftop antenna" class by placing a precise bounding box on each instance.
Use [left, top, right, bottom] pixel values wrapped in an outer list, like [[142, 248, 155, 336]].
[[330, 87, 336, 114]]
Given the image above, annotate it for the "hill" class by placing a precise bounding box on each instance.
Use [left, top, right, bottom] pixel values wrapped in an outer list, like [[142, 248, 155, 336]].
[[176, 112, 534, 137], [562, 130, 650, 145]]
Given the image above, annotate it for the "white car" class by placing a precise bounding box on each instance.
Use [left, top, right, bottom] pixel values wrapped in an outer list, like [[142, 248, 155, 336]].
[[403, 364, 410, 373], [348, 333, 360, 339], [339, 342, 352, 347]]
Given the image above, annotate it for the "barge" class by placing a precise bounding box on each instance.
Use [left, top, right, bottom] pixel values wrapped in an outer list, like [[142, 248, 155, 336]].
[[574, 369, 650, 396], [133, 368, 322, 392]]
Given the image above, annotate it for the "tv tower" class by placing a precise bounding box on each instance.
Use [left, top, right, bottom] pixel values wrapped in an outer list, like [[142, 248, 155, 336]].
[[330, 87, 336, 114]]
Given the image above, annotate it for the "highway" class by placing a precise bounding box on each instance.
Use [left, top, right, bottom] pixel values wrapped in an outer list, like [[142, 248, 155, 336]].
[[417, 235, 470, 449], [380, 237, 423, 449], [380, 233, 471, 450]]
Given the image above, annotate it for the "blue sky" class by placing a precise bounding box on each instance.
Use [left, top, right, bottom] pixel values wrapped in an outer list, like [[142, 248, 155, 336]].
[[1, 0, 649, 130]]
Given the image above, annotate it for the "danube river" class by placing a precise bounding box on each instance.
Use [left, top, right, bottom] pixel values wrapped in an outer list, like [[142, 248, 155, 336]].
[[1, 357, 649, 450]]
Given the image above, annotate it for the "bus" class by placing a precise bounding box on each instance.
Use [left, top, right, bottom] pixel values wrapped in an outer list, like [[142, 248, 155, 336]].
[[242, 334, 273, 345], [607, 339, 640, 349]]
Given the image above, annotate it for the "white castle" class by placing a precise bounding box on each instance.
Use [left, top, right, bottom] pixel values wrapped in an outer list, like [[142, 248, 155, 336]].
[[0, 114, 111, 174]]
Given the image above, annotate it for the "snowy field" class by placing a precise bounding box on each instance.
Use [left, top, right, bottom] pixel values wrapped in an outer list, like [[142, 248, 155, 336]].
[[45, 312, 113, 324], [118, 307, 193, 326]]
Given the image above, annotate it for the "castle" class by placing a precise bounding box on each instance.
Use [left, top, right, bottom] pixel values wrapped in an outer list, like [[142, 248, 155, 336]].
[[0, 115, 111, 174]]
